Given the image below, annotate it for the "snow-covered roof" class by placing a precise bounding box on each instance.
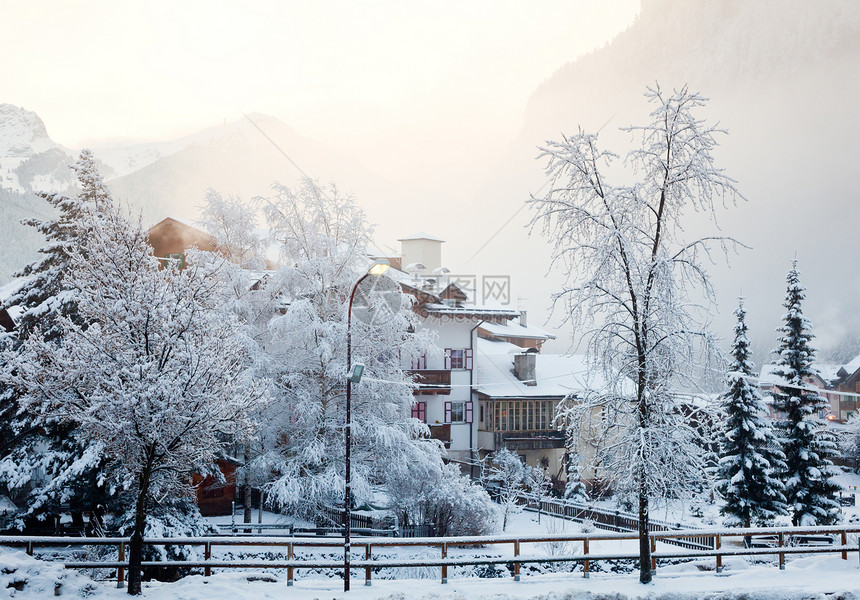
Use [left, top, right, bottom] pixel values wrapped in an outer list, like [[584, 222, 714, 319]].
[[0, 278, 25, 304], [475, 338, 610, 398], [397, 231, 445, 242], [422, 303, 522, 318], [479, 320, 556, 341], [0, 278, 27, 323], [843, 353, 860, 374]]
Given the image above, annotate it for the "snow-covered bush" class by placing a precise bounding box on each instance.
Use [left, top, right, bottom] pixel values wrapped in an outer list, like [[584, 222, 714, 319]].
[[388, 462, 498, 536], [484, 448, 544, 530]]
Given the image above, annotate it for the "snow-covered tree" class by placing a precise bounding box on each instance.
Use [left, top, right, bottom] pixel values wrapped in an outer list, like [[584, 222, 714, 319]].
[[718, 299, 787, 527], [198, 189, 273, 527], [772, 261, 840, 526], [255, 178, 440, 521], [0, 150, 116, 529], [484, 447, 543, 530], [529, 86, 742, 583], [199, 189, 268, 270], [4, 201, 259, 595], [387, 460, 498, 536], [563, 436, 589, 504], [4, 149, 112, 341]]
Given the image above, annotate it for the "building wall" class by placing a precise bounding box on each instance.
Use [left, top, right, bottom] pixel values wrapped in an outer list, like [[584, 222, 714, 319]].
[[412, 314, 480, 464]]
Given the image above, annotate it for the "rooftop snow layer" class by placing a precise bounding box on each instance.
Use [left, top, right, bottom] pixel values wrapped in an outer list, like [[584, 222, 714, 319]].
[[475, 338, 610, 398], [479, 320, 556, 341]]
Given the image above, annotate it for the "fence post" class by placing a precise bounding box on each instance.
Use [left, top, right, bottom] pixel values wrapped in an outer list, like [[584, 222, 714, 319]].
[[841, 531, 848, 560], [441, 543, 448, 584], [513, 540, 520, 582], [204, 542, 211, 577], [778, 532, 785, 570], [287, 543, 294, 586], [583, 538, 590, 579], [117, 542, 125, 588], [365, 544, 372, 586], [715, 535, 722, 573], [650, 536, 656, 573], [25, 541, 33, 556]]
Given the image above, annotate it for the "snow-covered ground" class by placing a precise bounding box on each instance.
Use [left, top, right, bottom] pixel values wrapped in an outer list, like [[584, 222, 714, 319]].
[[3, 508, 859, 599]]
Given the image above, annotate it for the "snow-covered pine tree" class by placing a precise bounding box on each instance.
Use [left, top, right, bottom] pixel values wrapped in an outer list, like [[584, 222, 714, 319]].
[[717, 299, 787, 527], [772, 261, 840, 525], [4, 149, 112, 341], [0, 150, 116, 530], [5, 199, 259, 595], [563, 434, 589, 504]]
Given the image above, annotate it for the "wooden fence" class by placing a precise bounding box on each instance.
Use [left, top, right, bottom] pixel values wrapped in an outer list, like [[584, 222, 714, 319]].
[[519, 494, 715, 550], [2, 524, 858, 588]]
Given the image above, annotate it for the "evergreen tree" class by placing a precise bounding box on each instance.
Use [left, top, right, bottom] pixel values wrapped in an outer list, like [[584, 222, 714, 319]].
[[4, 149, 112, 342], [718, 299, 787, 527], [772, 261, 840, 525], [563, 433, 588, 503], [0, 150, 116, 530]]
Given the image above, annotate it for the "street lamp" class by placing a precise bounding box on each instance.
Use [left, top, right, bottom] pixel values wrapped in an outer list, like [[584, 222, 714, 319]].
[[344, 259, 390, 592]]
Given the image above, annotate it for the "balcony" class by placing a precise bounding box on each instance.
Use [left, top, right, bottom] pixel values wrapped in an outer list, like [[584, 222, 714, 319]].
[[491, 431, 565, 451], [410, 370, 451, 395], [428, 424, 451, 447]]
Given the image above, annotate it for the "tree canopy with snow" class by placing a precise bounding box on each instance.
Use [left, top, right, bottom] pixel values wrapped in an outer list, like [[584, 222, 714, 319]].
[[772, 261, 840, 526], [4, 199, 259, 595], [252, 178, 442, 522], [0, 150, 117, 530], [529, 85, 741, 583], [718, 299, 787, 527]]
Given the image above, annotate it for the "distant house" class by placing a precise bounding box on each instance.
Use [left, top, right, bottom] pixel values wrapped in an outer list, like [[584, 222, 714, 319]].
[[472, 338, 607, 490], [758, 359, 860, 422], [0, 279, 25, 334], [147, 217, 219, 268]]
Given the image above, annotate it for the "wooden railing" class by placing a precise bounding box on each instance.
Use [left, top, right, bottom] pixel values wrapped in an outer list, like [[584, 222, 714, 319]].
[[2, 524, 858, 588], [518, 494, 715, 550]]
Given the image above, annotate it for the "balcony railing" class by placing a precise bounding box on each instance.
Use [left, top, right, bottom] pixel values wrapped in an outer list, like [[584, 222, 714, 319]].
[[410, 370, 451, 395]]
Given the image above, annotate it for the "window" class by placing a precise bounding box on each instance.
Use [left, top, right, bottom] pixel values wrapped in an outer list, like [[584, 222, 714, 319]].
[[444, 401, 473, 423], [164, 252, 186, 269], [444, 348, 473, 370], [411, 401, 426, 423], [411, 353, 426, 370]]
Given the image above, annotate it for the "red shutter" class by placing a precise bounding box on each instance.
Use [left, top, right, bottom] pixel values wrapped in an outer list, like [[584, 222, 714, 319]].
[[465, 401, 473, 423], [419, 402, 426, 423], [444, 401, 452, 424], [465, 348, 473, 370], [411, 356, 419, 370], [419, 353, 426, 370], [444, 348, 452, 370]]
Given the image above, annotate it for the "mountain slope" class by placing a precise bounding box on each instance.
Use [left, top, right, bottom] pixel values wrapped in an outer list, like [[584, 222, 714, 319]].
[[473, 0, 860, 357]]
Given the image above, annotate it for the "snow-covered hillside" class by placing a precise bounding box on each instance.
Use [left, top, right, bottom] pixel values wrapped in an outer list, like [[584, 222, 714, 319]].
[[0, 104, 76, 195]]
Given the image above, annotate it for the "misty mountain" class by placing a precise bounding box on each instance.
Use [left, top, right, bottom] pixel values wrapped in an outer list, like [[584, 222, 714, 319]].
[[0, 107, 399, 283], [471, 0, 860, 362], [103, 114, 396, 227]]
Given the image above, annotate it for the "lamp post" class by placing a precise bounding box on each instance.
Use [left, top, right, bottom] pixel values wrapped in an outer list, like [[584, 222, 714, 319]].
[[344, 259, 390, 592]]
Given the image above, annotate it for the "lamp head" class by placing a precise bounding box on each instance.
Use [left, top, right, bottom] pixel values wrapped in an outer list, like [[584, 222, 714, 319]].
[[368, 259, 390, 276]]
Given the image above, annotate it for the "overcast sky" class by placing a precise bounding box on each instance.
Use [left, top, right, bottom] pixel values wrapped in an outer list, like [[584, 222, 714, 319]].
[[2, 1, 638, 151]]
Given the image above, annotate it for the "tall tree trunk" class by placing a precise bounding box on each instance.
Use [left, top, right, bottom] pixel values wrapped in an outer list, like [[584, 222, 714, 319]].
[[638, 467, 652, 584], [127, 460, 153, 595]]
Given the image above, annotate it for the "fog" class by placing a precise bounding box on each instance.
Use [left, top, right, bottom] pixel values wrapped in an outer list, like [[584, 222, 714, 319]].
[[3, 0, 860, 367]]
